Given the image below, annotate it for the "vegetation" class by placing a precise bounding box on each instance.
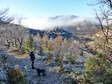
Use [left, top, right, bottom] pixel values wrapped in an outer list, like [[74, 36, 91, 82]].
[[7, 66, 27, 84], [0, 0, 112, 83], [84, 53, 112, 84], [81, 1, 112, 84], [24, 35, 36, 53]]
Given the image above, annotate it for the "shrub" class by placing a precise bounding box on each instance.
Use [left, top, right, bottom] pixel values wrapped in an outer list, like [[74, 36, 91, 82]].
[[67, 56, 76, 64], [55, 56, 63, 65], [7, 66, 27, 84], [47, 55, 52, 63], [84, 53, 112, 84], [24, 35, 36, 53]]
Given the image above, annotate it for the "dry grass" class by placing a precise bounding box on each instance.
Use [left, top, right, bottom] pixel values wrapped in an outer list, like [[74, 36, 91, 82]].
[[15, 53, 29, 59], [9, 49, 21, 55], [9, 49, 29, 59]]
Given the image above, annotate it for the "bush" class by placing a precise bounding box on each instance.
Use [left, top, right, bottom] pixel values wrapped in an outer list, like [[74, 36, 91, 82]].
[[7, 67, 27, 84], [84, 53, 112, 84], [55, 56, 63, 64], [24, 35, 36, 53], [67, 56, 76, 64], [47, 55, 52, 63]]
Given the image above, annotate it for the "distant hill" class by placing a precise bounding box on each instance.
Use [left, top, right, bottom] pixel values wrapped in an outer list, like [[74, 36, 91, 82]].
[[0, 15, 100, 40], [47, 15, 99, 35], [48, 15, 99, 34], [26, 15, 99, 38], [50, 15, 78, 21], [22, 15, 99, 34]]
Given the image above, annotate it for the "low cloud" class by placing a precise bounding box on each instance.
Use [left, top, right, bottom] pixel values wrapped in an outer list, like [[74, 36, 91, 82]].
[[21, 15, 97, 30]]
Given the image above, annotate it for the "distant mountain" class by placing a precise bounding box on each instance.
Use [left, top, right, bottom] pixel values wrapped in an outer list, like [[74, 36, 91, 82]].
[[50, 15, 78, 20], [22, 15, 99, 32], [62, 20, 100, 35], [26, 15, 100, 39], [2, 15, 99, 40], [47, 15, 99, 34]]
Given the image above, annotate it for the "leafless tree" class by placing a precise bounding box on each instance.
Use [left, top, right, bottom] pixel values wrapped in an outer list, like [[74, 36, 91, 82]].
[[0, 8, 15, 49], [94, 0, 112, 62], [0, 9, 26, 52], [0, 8, 14, 24], [98, 0, 112, 9]]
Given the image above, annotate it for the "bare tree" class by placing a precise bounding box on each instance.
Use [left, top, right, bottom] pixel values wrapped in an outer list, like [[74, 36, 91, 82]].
[[0, 8, 14, 24], [98, 0, 112, 9], [94, 0, 112, 62], [0, 9, 26, 51], [0, 8, 15, 49]]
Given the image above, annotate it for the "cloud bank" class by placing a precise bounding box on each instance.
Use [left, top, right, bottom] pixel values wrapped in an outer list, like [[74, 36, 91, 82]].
[[21, 15, 97, 30]]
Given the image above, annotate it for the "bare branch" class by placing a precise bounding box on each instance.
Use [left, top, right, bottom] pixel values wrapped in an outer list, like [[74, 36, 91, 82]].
[[0, 8, 14, 24]]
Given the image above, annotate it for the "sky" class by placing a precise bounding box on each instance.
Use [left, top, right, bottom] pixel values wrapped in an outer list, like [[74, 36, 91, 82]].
[[0, 0, 96, 29]]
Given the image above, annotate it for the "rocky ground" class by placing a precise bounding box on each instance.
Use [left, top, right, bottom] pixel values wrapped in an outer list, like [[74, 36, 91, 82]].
[[0, 50, 63, 84], [0, 50, 86, 84]]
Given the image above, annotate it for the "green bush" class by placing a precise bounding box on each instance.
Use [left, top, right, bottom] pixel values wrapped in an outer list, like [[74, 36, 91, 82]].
[[23, 35, 36, 53], [67, 56, 76, 64], [84, 53, 112, 84]]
